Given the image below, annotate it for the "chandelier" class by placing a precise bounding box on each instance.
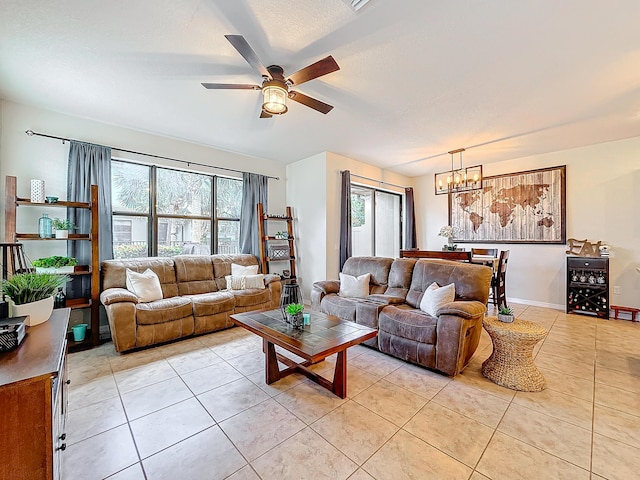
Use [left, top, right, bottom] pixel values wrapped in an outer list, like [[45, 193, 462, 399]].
[[434, 148, 483, 195]]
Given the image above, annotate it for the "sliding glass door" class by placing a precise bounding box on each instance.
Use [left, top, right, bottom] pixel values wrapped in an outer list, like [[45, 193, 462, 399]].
[[351, 185, 402, 257]]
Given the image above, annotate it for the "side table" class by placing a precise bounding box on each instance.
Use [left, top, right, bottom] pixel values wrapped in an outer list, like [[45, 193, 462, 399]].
[[482, 316, 548, 392]]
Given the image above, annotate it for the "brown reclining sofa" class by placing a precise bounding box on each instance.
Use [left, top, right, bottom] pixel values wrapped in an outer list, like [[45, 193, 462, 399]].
[[100, 254, 281, 353], [311, 256, 492, 376]]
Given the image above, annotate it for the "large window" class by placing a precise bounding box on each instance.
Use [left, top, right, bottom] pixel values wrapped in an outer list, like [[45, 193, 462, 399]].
[[111, 160, 242, 258], [351, 185, 402, 257]]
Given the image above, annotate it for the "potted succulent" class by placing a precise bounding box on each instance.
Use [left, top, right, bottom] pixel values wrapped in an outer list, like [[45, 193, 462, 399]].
[[285, 303, 305, 329], [497, 304, 515, 323], [52, 218, 76, 239], [32, 255, 79, 274], [1, 272, 69, 326]]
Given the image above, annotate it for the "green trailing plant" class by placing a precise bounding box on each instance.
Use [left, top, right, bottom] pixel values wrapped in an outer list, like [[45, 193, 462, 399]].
[[285, 303, 305, 316], [52, 218, 76, 231], [498, 304, 513, 316], [1, 272, 69, 305], [32, 256, 78, 268]]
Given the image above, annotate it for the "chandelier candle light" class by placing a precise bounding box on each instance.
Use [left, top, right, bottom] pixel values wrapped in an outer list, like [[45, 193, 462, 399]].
[[434, 148, 483, 195]]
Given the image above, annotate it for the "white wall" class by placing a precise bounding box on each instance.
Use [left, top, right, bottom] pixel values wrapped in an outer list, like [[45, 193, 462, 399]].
[[415, 136, 640, 309], [0, 100, 286, 261]]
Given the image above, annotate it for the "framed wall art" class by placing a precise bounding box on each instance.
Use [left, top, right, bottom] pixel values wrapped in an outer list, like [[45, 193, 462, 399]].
[[448, 165, 566, 244]]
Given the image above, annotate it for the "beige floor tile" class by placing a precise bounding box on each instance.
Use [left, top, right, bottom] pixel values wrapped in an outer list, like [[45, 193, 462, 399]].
[[251, 427, 358, 480], [456, 367, 517, 402], [476, 431, 590, 480], [595, 366, 640, 394], [130, 397, 215, 458], [210, 338, 260, 360], [432, 381, 510, 428], [317, 364, 380, 398], [594, 404, 640, 448], [350, 351, 402, 377], [595, 349, 640, 376], [497, 403, 592, 469], [513, 388, 593, 430], [66, 396, 127, 444], [120, 376, 193, 420], [246, 370, 306, 396], [311, 400, 398, 465], [592, 433, 640, 480], [180, 361, 243, 395], [198, 377, 270, 422], [225, 465, 261, 480], [62, 424, 138, 480], [469, 473, 491, 480], [538, 367, 594, 402], [165, 347, 223, 374], [197, 328, 243, 347], [595, 382, 640, 417], [362, 429, 471, 480], [274, 379, 347, 424], [405, 402, 493, 467], [106, 463, 145, 480], [114, 359, 177, 393], [109, 349, 164, 373], [383, 363, 450, 399], [69, 361, 113, 385], [534, 352, 595, 380], [143, 426, 246, 480], [538, 341, 596, 364], [225, 350, 269, 376], [219, 398, 305, 461], [156, 337, 207, 358], [347, 469, 375, 480], [68, 373, 119, 411], [352, 379, 427, 427]]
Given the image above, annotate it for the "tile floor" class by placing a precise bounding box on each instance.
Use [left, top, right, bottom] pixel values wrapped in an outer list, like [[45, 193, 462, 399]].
[[62, 304, 640, 480]]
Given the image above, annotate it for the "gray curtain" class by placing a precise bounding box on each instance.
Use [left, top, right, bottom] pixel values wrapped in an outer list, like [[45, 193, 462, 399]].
[[404, 187, 417, 249], [339, 170, 352, 270], [239, 172, 268, 258], [67, 141, 113, 298]]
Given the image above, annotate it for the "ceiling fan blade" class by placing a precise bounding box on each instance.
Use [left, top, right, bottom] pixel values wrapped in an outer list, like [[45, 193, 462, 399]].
[[286, 56, 340, 86], [260, 110, 272, 119], [201, 83, 260, 90], [288, 91, 334, 114], [224, 35, 270, 78]]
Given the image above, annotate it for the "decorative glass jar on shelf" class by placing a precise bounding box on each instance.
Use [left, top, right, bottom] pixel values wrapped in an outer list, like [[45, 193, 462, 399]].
[[38, 213, 53, 238]]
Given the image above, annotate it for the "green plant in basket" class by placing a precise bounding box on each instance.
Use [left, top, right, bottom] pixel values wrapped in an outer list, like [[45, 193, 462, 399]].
[[52, 218, 76, 231], [1, 272, 69, 305], [32, 256, 78, 268], [285, 303, 305, 315]]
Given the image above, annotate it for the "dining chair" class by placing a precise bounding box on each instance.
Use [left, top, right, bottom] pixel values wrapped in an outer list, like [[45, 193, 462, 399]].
[[491, 250, 510, 306], [471, 248, 498, 257]]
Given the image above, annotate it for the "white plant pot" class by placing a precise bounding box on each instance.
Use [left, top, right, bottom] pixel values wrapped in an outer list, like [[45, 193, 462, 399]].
[[10, 296, 55, 326], [55, 230, 69, 239], [497, 313, 515, 323], [35, 266, 75, 274]]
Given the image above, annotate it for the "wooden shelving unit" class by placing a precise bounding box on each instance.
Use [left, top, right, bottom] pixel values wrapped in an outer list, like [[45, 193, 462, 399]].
[[566, 256, 609, 319], [257, 203, 297, 283], [4, 175, 100, 351]]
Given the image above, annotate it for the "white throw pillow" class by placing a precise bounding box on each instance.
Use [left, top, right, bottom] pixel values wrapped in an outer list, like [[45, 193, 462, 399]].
[[231, 263, 259, 276], [338, 272, 371, 298], [125, 268, 163, 303], [419, 282, 455, 316], [225, 274, 265, 290]]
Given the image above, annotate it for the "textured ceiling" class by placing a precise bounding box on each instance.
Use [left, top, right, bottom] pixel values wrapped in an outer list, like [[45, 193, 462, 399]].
[[1, 0, 639, 176]]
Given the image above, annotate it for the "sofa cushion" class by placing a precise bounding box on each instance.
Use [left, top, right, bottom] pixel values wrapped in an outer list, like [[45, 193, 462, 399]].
[[379, 305, 437, 345], [135, 297, 194, 325], [226, 274, 265, 290], [187, 291, 235, 317], [342, 256, 393, 294], [125, 268, 163, 303], [173, 255, 218, 295], [419, 282, 455, 316], [102, 257, 179, 298], [212, 254, 261, 290], [320, 295, 359, 322], [384, 258, 416, 299], [338, 272, 370, 298], [231, 288, 271, 308], [231, 263, 259, 276]]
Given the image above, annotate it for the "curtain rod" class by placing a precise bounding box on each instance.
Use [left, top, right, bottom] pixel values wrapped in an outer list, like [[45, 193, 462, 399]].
[[342, 171, 408, 190], [25, 130, 280, 180]]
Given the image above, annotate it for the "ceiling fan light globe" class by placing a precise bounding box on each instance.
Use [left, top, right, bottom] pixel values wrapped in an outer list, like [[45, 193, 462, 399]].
[[262, 84, 288, 115]]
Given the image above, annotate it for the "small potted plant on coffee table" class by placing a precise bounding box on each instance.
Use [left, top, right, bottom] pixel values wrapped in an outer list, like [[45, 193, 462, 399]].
[[285, 303, 305, 329], [497, 304, 515, 323]]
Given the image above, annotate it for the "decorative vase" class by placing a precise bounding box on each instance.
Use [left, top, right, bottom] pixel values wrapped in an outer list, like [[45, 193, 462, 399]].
[[30, 179, 45, 203], [10, 296, 55, 326], [497, 313, 515, 323], [55, 229, 69, 239], [39, 213, 53, 238], [280, 282, 302, 320], [287, 312, 304, 329]]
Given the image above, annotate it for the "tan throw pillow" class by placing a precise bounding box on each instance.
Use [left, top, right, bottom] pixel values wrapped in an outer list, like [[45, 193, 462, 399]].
[[231, 263, 259, 276], [125, 268, 163, 303], [225, 274, 265, 290], [419, 282, 455, 316], [338, 272, 371, 298]]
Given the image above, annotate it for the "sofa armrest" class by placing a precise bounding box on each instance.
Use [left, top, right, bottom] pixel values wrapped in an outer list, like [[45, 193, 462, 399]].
[[310, 280, 340, 311], [100, 288, 139, 306], [436, 300, 486, 319], [266, 278, 282, 309], [367, 294, 405, 305], [263, 274, 280, 285]]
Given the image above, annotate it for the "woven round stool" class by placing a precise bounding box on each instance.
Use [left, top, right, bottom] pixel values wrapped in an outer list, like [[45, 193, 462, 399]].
[[482, 316, 548, 392]]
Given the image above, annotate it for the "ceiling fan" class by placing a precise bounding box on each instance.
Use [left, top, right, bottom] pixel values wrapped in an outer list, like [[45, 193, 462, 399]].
[[202, 35, 340, 118]]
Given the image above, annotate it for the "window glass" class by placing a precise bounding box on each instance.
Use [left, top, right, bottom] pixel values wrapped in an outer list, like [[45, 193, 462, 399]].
[[351, 185, 402, 257], [112, 215, 149, 258], [217, 220, 240, 254], [374, 191, 401, 257], [216, 177, 242, 218], [157, 218, 211, 256], [156, 168, 211, 216], [111, 162, 150, 213]]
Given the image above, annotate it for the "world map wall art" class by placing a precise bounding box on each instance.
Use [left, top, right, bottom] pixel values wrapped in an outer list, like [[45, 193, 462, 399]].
[[449, 165, 566, 244]]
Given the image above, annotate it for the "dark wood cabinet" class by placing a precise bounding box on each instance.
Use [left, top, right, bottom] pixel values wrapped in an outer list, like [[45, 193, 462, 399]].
[[0, 309, 70, 480], [566, 256, 609, 319]]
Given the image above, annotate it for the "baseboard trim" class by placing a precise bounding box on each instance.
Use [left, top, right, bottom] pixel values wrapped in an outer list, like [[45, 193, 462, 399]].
[[508, 298, 565, 311]]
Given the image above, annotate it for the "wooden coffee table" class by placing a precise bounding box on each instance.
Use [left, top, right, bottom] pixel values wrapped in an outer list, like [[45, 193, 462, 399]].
[[231, 309, 377, 398]]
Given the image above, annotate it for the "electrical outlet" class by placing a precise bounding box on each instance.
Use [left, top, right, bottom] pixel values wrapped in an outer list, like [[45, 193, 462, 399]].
[[613, 286, 621, 295]]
